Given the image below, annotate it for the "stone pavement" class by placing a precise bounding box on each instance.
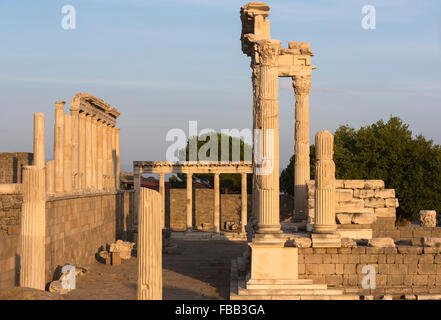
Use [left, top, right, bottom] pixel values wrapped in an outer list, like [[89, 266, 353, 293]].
[[65, 240, 247, 300]]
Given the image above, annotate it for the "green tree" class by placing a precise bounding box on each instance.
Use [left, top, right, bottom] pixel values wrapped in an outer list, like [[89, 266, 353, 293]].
[[169, 132, 253, 193], [280, 116, 441, 221]]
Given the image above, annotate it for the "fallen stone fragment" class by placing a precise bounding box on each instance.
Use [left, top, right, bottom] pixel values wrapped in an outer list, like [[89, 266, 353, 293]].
[[341, 238, 357, 248], [368, 237, 395, 248], [419, 210, 437, 227], [109, 240, 135, 260]]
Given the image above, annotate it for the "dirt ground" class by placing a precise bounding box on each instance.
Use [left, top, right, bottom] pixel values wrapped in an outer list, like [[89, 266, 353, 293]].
[[64, 240, 247, 300]]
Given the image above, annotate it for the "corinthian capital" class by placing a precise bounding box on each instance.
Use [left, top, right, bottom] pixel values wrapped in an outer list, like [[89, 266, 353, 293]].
[[292, 74, 311, 95], [256, 40, 280, 66]]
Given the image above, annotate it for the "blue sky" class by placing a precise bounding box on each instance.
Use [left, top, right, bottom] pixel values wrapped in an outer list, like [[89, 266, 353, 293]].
[[0, 0, 440, 172]]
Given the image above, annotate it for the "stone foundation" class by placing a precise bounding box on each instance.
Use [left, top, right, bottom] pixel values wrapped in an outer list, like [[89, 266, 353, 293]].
[[0, 153, 33, 184]]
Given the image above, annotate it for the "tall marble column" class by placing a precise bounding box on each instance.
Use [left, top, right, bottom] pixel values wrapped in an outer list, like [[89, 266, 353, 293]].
[[254, 40, 281, 237], [63, 114, 72, 193], [133, 166, 141, 225], [312, 131, 341, 248], [115, 128, 121, 190], [79, 113, 87, 192], [137, 188, 163, 300], [213, 173, 220, 233], [292, 74, 311, 221], [97, 120, 104, 191], [20, 165, 46, 290], [33, 113, 45, 167], [91, 116, 98, 191], [186, 173, 193, 231], [241, 173, 247, 233], [108, 125, 114, 191], [45, 160, 55, 196], [85, 115, 92, 191], [159, 173, 165, 229], [102, 122, 108, 190], [70, 106, 80, 192], [54, 101, 65, 193]]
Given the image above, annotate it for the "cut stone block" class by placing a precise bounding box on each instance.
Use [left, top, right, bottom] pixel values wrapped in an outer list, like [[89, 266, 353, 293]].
[[353, 189, 374, 199], [364, 198, 385, 208], [352, 212, 376, 225], [385, 198, 399, 208], [374, 189, 395, 198], [336, 189, 353, 202], [423, 237, 441, 247], [336, 200, 364, 213], [368, 237, 395, 248], [419, 210, 437, 227], [375, 207, 396, 218], [336, 213, 352, 224]]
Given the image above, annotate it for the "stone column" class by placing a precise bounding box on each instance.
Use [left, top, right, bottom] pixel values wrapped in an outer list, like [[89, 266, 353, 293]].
[[20, 165, 46, 290], [292, 74, 311, 221], [107, 125, 114, 191], [159, 173, 165, 229], [85, 115, 93, 191], [115, 128, 121, 190], [186, 173, 193, 231], [133, 166, 141, 225], [97, 120, 104, 191], [312, 130, 341, 247], [111, 126, 117, 190], [33, 113, 45, 167], [54, 101, 65, 193], [137, 188, 163, 300], [213, 173, 220, 233], [79, 113, 87, 192], [254, 40, 282, 237], [91, 116, 98, 191], [241, 173, 247, 233], [45, 160, 55, 196], [70, 106, 80, 192], [63, 114, 72, 193], [102, 122, 108, 190]]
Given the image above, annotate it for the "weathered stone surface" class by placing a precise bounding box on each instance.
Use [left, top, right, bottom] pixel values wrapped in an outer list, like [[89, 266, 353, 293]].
[[368, 237, 395, 248], [374, 207, 396, 218], [294, 236, 312, 248], [385, 198, 399, 208], [353, 189, 374, 199], [364, 180, 385, 189], [423, 237, 441, 247], [0, 287, 64, 300], [374, 189, 395, 198], [341, 238, 357, 248], [336, 189, 353, 202], [110, 240, 135, 260], [419, 210, 437, 227], [364, 198, 385, 208], [352, 212, 376, 225], [336, 200, 364, 213], [336, 213, 352, 224]]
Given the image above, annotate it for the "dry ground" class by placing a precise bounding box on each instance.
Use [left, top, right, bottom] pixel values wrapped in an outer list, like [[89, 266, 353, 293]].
[[64, 240, 247, 300]]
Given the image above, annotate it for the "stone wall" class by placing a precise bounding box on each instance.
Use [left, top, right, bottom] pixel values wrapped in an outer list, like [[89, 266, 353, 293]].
[[0, 194, 22, 236], [306, 180, 399, 235], [0, 153, 33, 184], [166, 188, 251, 232], [298, 246, 441, 296], [375, 225, 441, 245], [0, 235, 19, 289]]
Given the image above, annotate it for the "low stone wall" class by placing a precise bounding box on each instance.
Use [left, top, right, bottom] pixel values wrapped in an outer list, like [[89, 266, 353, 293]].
[[167, 188, 251, 232], [306, 180, 399, 235], [298, 246, 441, 296], [0, 235, 18, 289], [375, 225, 441, 245], [0, 153, 33, 184]]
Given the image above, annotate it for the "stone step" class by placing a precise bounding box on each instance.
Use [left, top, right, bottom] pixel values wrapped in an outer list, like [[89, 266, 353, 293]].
[[230, 294, 360, 300]]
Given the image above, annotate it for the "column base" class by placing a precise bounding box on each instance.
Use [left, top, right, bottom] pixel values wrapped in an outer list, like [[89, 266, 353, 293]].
[[311, 233, 341, 248], [256, 224, 282, 235]]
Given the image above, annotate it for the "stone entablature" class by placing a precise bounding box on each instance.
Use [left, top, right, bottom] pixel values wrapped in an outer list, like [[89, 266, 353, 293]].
[[133, 161, 253, 174], [70, 93, 120, 126]]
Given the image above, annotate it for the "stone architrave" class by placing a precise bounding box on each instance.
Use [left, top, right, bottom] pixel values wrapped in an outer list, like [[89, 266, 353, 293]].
[[292, 74, 311, 221], [33, 113, 45, 167], [20, 165, 46, 290], [54, 101, 65, 193], [137, 188, 163, 300], [312, 131, 341, 247]]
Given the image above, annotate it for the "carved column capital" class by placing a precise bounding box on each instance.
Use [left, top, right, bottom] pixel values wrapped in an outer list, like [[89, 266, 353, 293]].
[[292, 74, 311, 96], [256, 40, 280, 66]]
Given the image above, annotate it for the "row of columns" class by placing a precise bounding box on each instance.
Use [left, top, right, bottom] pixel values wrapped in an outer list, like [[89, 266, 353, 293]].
[[49, 101, 120, 195], [134, 171, 248, 233]]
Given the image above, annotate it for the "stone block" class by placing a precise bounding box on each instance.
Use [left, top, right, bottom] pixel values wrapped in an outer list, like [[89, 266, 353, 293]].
[[419, 255, 434, 264], [413, 275, 428, 286], [364, 198, 385, 208], [374, 207, 396, 218], [420, 211, 437, 227], [368, 237, 395, 248], [418, 264, 437, 275], [352, 212, 376, 225], [374, 189, 395, 198], [336, 200, 364, 213], [336, 213, 352, 224], [353, 189, 374, 199], [385, 198, 399, 208], [336, 189, 353, 202]]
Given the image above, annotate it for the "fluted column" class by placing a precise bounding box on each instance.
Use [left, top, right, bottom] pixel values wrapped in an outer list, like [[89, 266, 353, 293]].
[[133, 166, 141, 225], [312, 131, 340, 247], [107, 125, 114, 191], [241, 173, 247, 233], [137, 188, 163, 300], [254, 40, 281, 236], [85, 115, 93, 191], [115, 128, 120, 190], [251, 66, 260, 225], [45, 160, 55, 196], [63, 114, 72, 193], [70, 106, 80, 192], [33, 113, 45, 167], [54, 101, 65, 193], [292, 74, 311, 221], [159, 173, 165, 229], [213, 173, 220, 233], [111, 126, 117, 190], [20, 165, 45, 290], [97, 120, 104, 191], [186, 173, 193, 231], [102, 122, 108, 191], [79, 113, 87, 192], [91, 116, 98, 191]]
